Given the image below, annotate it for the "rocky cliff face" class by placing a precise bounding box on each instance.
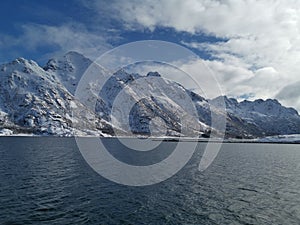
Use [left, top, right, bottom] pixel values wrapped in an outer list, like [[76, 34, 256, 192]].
[[0, 56, 113, 136]]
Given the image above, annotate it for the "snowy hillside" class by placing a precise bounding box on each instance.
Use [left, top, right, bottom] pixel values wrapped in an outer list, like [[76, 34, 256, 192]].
[[44, 51, 92, 95], [0, 52, 299, 139], [0, 56, 113, 136], [211, 96, 300, 137], [95, 69, 210, 137]]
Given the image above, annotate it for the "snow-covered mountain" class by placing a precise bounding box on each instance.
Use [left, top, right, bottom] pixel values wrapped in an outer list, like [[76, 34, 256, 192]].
[[0, 52, 299, 138], [95, 69, 210, 137], [44, 51, 92, 95], [0, 56, 113, 136], [211, 96, 300, 137]]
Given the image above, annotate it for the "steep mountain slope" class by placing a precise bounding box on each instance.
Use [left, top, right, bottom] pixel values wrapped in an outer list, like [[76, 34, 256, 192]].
[[44, 51, 92, 95], [0, 57, 113, 136], [95, 69, 210, 136], [0, 52, 299, 138]]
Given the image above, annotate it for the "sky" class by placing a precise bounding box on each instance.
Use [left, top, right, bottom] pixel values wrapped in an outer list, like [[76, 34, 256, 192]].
[[0, 0, 299, 111]]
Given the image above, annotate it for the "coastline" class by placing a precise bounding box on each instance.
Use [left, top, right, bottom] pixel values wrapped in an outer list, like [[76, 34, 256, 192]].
[[0, 134, 299, 144]]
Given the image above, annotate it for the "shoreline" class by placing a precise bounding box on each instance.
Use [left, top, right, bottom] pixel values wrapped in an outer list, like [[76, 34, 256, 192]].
[[0, 135, 299, 144]]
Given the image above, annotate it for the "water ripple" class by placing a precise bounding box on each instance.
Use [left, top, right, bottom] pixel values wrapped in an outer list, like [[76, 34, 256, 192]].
[[0, 138, 300, 224]]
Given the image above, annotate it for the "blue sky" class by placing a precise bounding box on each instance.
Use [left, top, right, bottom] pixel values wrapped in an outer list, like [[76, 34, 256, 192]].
[[0, 0, 299, 111], [0, 0, 223, 64]]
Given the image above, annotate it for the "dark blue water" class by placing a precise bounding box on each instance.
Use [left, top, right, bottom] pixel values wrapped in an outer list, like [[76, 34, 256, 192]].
[[0, 137, 300, 224]]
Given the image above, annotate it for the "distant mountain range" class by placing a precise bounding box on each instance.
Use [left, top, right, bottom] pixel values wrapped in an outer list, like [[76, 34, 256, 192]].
[[0, 51, 299, 138]]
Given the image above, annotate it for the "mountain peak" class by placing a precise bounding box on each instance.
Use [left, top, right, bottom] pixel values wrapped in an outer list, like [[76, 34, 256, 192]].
[[13, 57, 27, 64], [0, 57, 43, 76], [264, 98, 280, 105], [62, 51, 91, 63], [10, 57, 39, 68], [114, 68, 128, 75], [111, 69, 142, 83], [147, 71, 161, 77], [64, 51, 85, 57], [0, 52, 299, 138], [44, 51, 91, 71], [211, 95, 238, 106], [43, 52, 92, 94]]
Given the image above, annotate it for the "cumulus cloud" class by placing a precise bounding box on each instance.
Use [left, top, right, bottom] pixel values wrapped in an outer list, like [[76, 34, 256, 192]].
[[112, 0, 300, 37], [110, 0, 300, 111], [178, 59, 282, 100]]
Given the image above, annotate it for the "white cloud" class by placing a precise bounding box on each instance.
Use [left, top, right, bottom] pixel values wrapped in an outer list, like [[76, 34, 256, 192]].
[[0, 23, 113, 63], [112, 0, 300, 36], [110, 0, 300, 111], [22, 23, 112, 60], [1, 0, 299, 111], [179, 59, 280, 99], [276, 81, 300, 112]]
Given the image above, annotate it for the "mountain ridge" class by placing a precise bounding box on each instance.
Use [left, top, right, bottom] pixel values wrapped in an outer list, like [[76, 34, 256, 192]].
[[0, 52, 299, 138]]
